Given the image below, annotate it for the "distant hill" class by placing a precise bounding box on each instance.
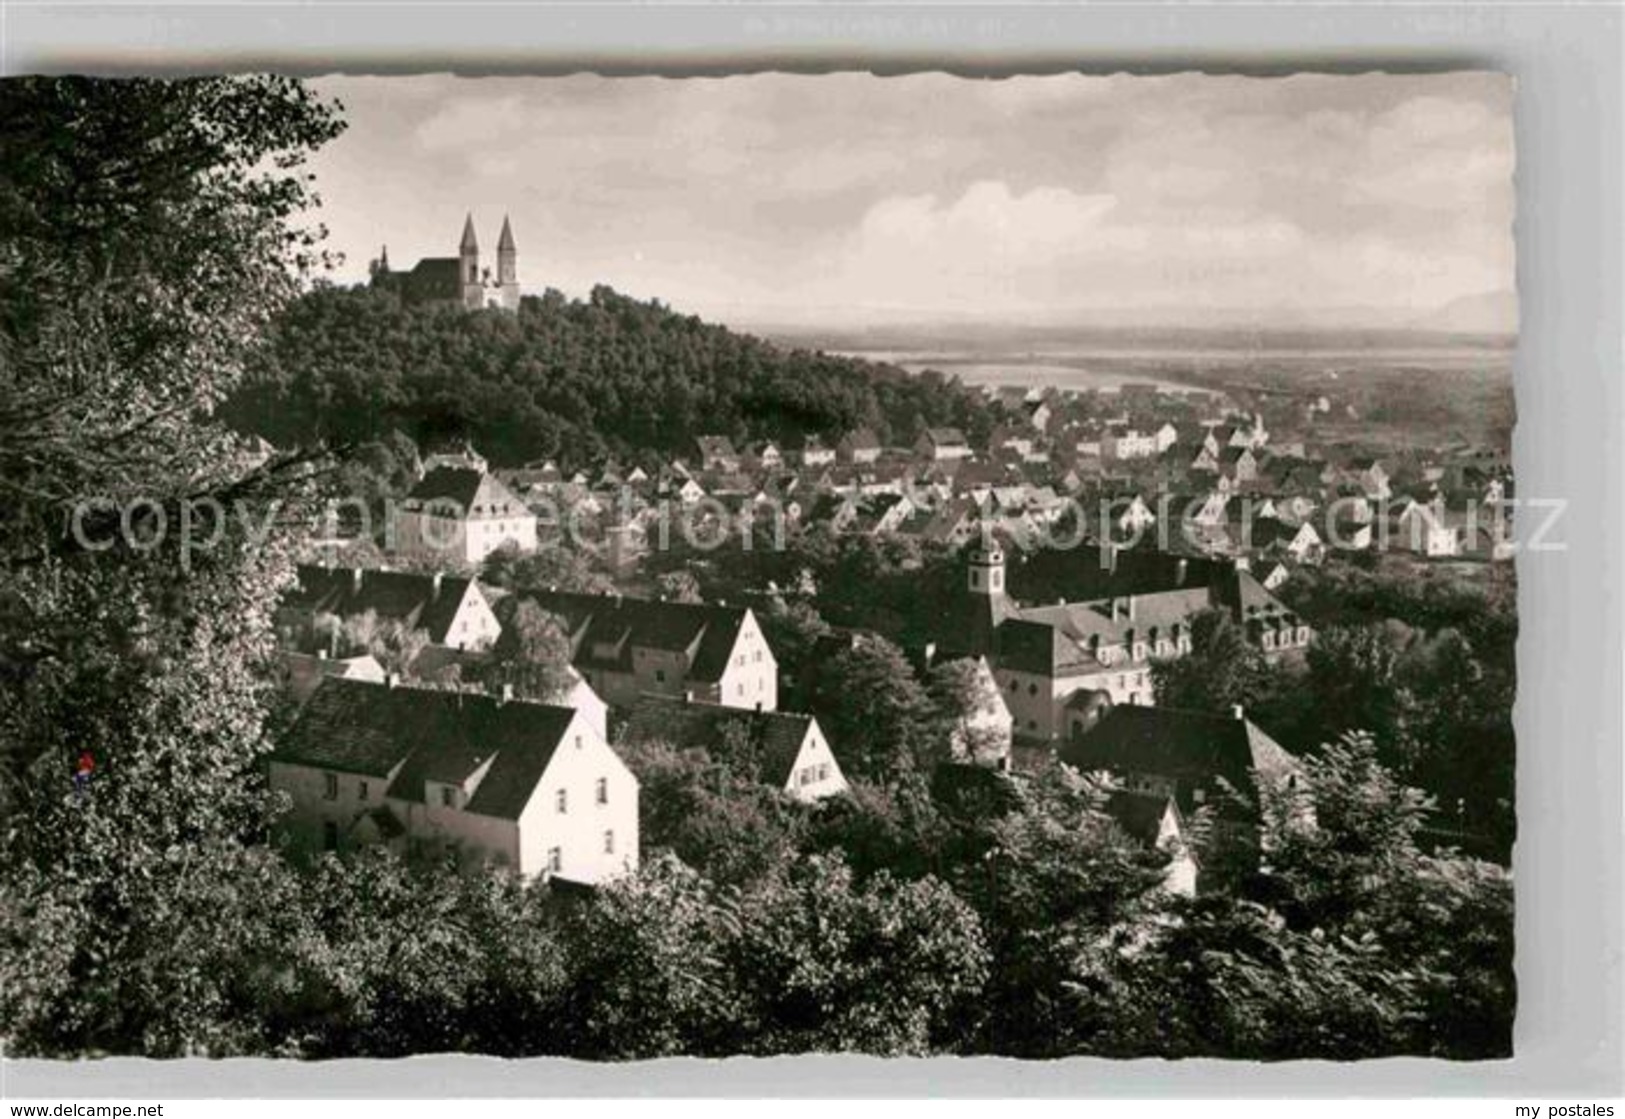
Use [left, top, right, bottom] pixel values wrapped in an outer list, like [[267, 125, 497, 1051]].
[[223, 284, 997, 467], [1411, 290, 1518, 336]]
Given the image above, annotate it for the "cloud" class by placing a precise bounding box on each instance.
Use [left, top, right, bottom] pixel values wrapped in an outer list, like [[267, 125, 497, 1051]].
[[414, 93, 529, 151], [308, 73, 1515, 328]]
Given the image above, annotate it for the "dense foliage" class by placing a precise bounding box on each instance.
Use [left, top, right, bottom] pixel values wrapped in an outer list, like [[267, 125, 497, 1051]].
[[0, 77, 1515, 1063], [222, 283, 998, 467]]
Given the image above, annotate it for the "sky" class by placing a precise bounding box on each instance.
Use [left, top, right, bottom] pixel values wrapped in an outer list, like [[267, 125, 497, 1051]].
[[305, 72, 1516, 333]]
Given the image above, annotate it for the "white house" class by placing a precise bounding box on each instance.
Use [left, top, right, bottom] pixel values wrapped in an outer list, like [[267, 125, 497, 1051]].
[[1104, 789, 1199, 897], [498, 590, 779, 711], [1392, 499, 1462, 557], [393, 467, 538, 565], [916, 427, 974, 462], [621, 696, 850, 801], [271, 677, 640, 884], [280, 565, 502, 654]]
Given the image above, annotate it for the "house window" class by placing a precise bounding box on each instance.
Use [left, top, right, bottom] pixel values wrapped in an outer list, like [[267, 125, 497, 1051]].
[[322, 821, 339, 851], [556, 788, 568, 813], [358, 780, 369, 802], [441, 786, 455, 808], [1027, 683, 1038, 697], [596, 777, 608, 805], [323, 773, 338, 801], [547, 847, 562, 873], [1297, 626, 1310, 644], [655, 669, 666, 683], [604, 830, 615, 854], [574, 735, 583, 750]]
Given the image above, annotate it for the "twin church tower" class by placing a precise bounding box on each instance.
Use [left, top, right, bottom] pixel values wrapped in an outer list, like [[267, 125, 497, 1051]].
[[369, 213, 521, 312]]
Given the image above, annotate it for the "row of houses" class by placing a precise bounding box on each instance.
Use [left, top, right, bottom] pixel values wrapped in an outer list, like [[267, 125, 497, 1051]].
[[269, 567, 859, 887]]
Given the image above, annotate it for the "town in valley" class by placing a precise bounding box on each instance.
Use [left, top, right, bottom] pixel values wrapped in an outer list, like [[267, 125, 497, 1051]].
[[0, 73, 1519, 1062]]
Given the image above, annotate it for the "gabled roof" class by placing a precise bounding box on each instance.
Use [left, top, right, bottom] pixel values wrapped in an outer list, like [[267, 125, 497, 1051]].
[[1104, 789, 1178, 848], [404, 467, 529, 518], [285, 565, 480, 645], [499, 589, 754, 684], [279, 678, 580, 823], [621, 696, 819, 789], [923, 427, 968, 447], [1061, 705, 1300, 814]]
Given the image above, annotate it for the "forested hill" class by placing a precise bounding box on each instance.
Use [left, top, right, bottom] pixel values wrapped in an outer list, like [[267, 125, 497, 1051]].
[[223, 283, 997, 467]]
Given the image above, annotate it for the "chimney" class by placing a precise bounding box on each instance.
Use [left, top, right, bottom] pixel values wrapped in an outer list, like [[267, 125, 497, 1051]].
[[316, 648, 328, 661], [499, 682, 514, 705], [351, 567, 364, 593], [1231, 704, 1245, 721], [431, 571, 444, 600], [386, 672, 400, 689], [1099, 540, 1117, 573], [1175, 558, 1188, 585]]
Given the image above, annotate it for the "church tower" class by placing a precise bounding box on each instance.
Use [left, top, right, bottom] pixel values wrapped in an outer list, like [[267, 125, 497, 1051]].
[[960, 524, 1011, 657], [495, 214, 520, 311], [459, 213, 483, 310], [968, 526, 1006, 598]]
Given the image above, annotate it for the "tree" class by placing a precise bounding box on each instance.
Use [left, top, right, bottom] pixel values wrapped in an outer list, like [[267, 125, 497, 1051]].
[[945, 763, 1171, 1055], [1302, 624, 1418, 768], [0, 77, 344, 1056], [480, 599, 574, 702], [1150, 608, 1272, 715], [726, 855, 989, 1055], [1251, 731, 1514, 1057], [554, 854, 746, 1058], [927, 656, 1009, 766], [808, 635, 934, 783], [617, 737, 811, 889], [654, 569, 703, 603], [481, 539, 615, 595]]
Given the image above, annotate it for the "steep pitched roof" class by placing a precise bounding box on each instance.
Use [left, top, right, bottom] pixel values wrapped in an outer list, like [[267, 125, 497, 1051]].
[[460, 213, 479, 252], [499, 590, 753, 684], [405, 467, 528, 517], [1104, 789, 1178, 847], [497, 215, 516, 252], [279, 678, 578, 820], [1060, 705, 1300, 814], [924, 427, 969, 447], [621, 696, 816, 789], [286, 565, 480, 645]]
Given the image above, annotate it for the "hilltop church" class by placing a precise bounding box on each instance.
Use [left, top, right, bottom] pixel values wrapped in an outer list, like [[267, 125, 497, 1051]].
[[369, 213, 521, 311]]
